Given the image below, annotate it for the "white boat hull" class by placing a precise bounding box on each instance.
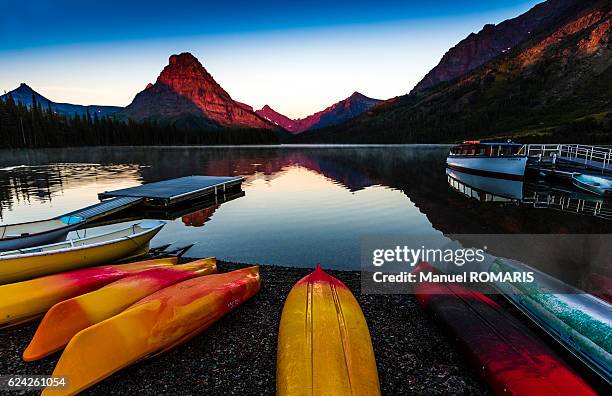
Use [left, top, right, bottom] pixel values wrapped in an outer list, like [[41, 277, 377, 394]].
[[446, 155, 527, 180]]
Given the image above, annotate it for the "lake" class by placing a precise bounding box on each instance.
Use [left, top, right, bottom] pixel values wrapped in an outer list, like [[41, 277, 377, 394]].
[[0, 146, 610, 287]]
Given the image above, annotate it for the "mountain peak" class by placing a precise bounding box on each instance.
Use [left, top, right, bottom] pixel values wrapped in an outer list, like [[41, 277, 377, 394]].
[[168, 52, 201, 67], [256, 93, 380, 134], [118, 52, 277, 130]]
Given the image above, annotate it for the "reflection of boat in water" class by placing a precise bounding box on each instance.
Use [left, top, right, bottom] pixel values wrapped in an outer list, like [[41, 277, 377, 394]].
[[446, 168, 523, 201], [572, 173, 612, 197], [446, 141, 527, 180], [448, 167, 612, 221]]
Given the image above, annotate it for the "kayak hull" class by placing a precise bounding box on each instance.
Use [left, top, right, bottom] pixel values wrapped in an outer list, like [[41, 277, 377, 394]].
[[414, 263, 596, 396], [0, 257, 177, 329], [23, 258, 217, 361], [43, 266, 260, 395], [277, 265, 380, 396]]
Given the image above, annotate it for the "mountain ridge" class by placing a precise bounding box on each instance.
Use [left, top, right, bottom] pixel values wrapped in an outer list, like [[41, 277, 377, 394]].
[[412, 0, 582, 92], [294, 0, 611, 144], [0, 83, 122, 117], [256, 91, 380, 134]]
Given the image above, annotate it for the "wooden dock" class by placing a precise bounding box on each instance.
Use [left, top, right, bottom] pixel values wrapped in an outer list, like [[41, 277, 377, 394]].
[[98, 175, 245, 207]]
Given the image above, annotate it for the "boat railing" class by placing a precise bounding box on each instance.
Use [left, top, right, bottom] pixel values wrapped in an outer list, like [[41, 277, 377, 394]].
[[526, 144, 612, 173]]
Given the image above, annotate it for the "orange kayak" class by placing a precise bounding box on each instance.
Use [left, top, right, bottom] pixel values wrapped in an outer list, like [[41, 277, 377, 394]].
[[43, 266, 260, 395], [277, 265, 380, 396], [0, 257, 177, 329], [23, 258, 217, 361]]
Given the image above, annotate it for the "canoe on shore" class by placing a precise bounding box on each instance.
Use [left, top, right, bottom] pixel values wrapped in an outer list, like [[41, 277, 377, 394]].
[[0, 220, 165, 284], [0, 216, 83, 252], [414, 262, 596, 396], [0, 257, 177, 329], [277, 264, 380, 396], [23, 258, 217, 361], [43, 266, 260, 396]]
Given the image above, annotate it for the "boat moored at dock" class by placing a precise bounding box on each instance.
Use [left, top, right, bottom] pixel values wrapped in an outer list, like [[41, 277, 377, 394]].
[[0, 220, 165, 284], [572, 174, 612, 197], [446, 141, 527, 180]]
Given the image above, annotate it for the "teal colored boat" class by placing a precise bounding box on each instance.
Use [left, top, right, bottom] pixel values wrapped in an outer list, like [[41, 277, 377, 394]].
[[572, 173, 612, 197], [490, 259, 611, 384]]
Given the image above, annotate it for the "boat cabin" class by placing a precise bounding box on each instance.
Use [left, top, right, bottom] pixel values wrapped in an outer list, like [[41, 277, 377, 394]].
[[449, 141, 525, 157]]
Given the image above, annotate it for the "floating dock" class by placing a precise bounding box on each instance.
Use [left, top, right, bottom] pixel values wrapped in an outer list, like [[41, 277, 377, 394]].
[[98, 175, 245, 207]]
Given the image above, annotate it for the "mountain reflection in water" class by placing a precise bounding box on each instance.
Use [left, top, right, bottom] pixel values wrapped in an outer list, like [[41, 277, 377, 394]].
[[0, 146, 609, 288]]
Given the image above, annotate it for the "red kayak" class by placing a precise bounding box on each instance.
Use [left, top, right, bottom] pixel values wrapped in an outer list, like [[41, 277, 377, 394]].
[[413, 262, 596, 396]]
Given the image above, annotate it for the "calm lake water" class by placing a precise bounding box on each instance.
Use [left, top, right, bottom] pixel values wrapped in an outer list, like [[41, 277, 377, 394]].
[[0, 146, 610, 286]]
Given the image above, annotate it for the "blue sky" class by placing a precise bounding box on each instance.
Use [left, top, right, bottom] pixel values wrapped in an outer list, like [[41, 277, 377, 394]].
[[0, 0, 540, 118]]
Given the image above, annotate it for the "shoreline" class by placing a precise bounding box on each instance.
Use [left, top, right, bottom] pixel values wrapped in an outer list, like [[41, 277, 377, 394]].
[[0, 261, 605, 394]]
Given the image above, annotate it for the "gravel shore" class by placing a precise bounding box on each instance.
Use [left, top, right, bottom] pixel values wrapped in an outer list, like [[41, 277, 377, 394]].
[[24, 259, 600, 396], [0, 261, 491, 395]]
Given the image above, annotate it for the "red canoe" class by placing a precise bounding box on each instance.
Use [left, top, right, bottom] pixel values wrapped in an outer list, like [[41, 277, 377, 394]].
[[413, 262, 596, 396]]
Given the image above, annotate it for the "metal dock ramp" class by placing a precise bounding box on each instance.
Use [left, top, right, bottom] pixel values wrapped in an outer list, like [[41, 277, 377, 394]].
[[98, 175, 245, 207], [60, 196, 144, 223]]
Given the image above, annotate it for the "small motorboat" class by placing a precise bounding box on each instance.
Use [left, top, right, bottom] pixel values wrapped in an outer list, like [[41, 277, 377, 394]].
[[446, 141, 527, 180], [0, 220, 165, 284], [571, 173, 612, 197], [0, 215, 84, 252]]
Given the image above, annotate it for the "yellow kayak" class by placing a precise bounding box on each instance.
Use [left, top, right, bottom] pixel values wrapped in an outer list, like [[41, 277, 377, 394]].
[[0, 220, 165, 284], [43, 266, 260, 395], [0, 257, 177, 329], [277, 265, 380, 396], [23, 258, 217, 361]]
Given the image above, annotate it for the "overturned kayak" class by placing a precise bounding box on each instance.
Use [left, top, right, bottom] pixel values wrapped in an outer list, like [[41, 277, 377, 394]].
[[0, 220, 165, 284], [24, 258, 217, 361], [43, 266, 260, 395], [490, 259, 612, 384], [277, 265, 380, 396], [414, 262, 596, 395], [0, 257, 177, 329]]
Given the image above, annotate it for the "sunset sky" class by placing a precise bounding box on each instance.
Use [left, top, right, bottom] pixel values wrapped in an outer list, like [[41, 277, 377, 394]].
[[1, 0, 540, 118]]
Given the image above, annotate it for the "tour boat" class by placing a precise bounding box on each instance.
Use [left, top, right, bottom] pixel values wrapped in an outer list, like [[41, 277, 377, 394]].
[[446, 141, 527, 180]]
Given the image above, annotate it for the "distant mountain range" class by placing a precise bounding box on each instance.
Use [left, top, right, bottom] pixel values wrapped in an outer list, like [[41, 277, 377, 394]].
[[3, 0, 609, 144], [255, 92, 380, 134], [0, 83, 121, 117], [296, 0, 611, 143]]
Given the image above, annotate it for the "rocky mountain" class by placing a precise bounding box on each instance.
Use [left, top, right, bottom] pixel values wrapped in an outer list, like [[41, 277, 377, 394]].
[[116, 53, 277, 130], [256, 92, 380, 134], [413, 0, 582, 92], [296, 0, 611, 144], [0, 83, 121, 117]]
